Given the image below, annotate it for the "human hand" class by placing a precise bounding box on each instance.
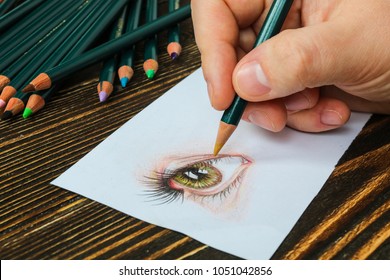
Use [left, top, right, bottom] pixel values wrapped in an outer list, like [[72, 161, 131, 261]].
[[191, 0, 390, 132]]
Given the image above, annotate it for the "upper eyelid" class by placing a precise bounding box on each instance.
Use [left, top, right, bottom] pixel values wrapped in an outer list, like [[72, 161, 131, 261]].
[[161, 154, 249, 170]]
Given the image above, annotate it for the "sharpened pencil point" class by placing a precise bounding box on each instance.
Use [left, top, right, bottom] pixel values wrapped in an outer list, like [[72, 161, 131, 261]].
[[22, 84, 35, 93], [146, 69, 155, 80], [99, 91, 108, 102], [213, 143, 223, 156], [0, 75, 10, 90], [120, 77, 129, 88], [0, 99, 6, 109], [170, 52, 178, 60], [213, 122, 237, 156], [1, 110, 13, 120], [23, 108, 33, 119]]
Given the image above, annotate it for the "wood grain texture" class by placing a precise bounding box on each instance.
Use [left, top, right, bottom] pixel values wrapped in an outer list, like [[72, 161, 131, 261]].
[[0, 0, 389, 260]]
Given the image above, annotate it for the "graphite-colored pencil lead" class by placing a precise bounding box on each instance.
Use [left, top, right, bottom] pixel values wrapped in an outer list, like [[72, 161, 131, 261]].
[[2, 96, 25, 119], [118, 65, 134, 88], [22, 73, 51, 93], [1, 110, 12, 120]]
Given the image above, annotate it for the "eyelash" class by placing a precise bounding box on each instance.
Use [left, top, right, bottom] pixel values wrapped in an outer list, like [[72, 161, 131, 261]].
[[143, 156, 246, 205]]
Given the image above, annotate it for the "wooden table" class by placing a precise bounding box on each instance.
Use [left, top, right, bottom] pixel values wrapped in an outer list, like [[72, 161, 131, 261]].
[[1, 1, 389, 260]]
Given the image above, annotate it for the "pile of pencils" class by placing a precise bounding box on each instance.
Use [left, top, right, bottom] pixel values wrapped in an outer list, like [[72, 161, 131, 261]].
[[0, 0, 189, 120]]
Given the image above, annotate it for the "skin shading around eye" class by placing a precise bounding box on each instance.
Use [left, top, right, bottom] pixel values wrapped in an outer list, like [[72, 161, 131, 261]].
[[143, 154, 253, 206]]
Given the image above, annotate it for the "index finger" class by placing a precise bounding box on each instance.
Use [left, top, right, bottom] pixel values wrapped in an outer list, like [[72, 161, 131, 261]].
[[191, 0, 264, 110]]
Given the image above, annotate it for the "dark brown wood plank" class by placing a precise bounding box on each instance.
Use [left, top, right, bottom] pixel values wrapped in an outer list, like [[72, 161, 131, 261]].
[[0, 0, 389, 260]]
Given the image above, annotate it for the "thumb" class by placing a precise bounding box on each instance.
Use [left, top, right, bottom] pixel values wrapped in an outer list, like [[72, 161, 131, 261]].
[[233, 23, 356, 102]]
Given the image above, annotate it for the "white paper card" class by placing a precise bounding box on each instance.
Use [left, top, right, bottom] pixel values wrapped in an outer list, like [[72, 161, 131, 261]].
[[52, 69, 370, 259]]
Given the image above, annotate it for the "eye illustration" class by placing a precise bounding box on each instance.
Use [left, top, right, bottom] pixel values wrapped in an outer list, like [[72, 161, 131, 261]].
[[143, 154, 253, 205]]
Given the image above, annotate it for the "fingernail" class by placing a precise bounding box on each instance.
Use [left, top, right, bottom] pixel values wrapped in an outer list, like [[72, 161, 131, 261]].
[[321, 110, 344, 126], [235, 61, 271, 98], [284, 93, 311, 111], [248, 111, 275, 131]]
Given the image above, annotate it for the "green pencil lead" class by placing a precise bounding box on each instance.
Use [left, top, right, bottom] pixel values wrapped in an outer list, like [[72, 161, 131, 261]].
[[23, 108, 33, 119], [146, 69, 155, 80]]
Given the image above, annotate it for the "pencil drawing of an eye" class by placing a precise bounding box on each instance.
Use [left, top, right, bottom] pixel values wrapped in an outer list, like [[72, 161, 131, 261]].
[[143, 154, 253, 205]]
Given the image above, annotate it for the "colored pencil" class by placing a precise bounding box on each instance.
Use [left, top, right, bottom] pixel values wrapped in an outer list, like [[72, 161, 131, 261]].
[[213, 0, 295, 155], [0, 11, 67, 92], [0, 0, 76, 72], [143, 0, 158, 80], [23, 0, 128, 118], [0, 1, 78, 109], [22, 4, 191, 93], [167, 0, 182, 60], [117, 0, 142, 88], [97, 5, 128, 102], [0, 0, 46, 34], [0, 0, 16, 16], [1, 0, 96, 118], [0, 0, 62, 49]]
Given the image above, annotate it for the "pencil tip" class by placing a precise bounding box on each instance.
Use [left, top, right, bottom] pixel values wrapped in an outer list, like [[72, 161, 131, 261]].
[[22, 84, 35, 93], [99, 91, 108, 102], [146, 69, 155, 80], [213, 122, 237, 155], [213, 143, 223, 156], [170, 52, 179, 60], [1, 110, 13, 120], [120, 77, 129, 88], [23, 108, 33, 119], [0, 99, 6, 109]]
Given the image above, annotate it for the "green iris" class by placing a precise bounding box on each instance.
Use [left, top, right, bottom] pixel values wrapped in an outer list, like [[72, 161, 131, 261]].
[[171, 162, 222, 189]]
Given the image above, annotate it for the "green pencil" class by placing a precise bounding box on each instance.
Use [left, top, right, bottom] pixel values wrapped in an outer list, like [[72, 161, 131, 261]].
[[143, 0, 158, 80], [97, 5, 128, 102], [117, 0, 142, 88], [23, 4, 191, 93], [0, 0, 62, 49], [213, 0, 295, 155], [1, 0, 96, 119], [0, 0, 46, 33], [23, 0, 128, 118], [0, 0, 76, 72], [0, 0, 16, 16], [167, 0, 182, 60], [0, 22, 61, 91], [0, 0, 89, 91]]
